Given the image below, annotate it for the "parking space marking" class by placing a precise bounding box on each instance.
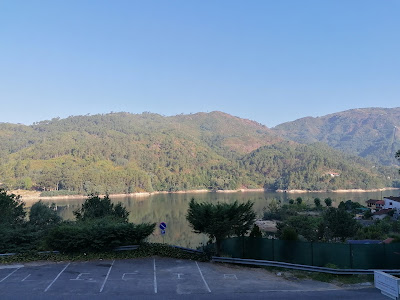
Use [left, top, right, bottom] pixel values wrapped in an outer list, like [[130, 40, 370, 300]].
[[122, 272, 138, 280], [195, 261, 211, 293], [153, 258, 157, 294], [44, 263, 70, 292], [21, 274, 31, 282], [71, 273, 95, 282], [0, 267, 21, 282], [99, 260, 115, 293], [174, 273, 184, 279], [224, 274, 238, 280]]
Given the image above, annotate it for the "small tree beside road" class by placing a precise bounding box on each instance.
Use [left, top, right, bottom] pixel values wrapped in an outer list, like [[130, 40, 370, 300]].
[[186, 199, 256, 256], [0, 189, 26, 226]]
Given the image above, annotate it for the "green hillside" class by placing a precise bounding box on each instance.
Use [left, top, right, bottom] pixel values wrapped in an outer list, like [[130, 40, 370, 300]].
[[0, 112, 397, 194], [273, 107, 400, 167]]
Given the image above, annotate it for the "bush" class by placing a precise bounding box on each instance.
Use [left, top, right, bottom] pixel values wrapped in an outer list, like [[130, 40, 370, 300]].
[[46, 220, 155, 253], [29, 201, 62, 226], [0, 225, 43, 253]]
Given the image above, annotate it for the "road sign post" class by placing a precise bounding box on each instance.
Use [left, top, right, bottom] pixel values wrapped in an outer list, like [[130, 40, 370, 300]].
[[159, 222, 167, 243]]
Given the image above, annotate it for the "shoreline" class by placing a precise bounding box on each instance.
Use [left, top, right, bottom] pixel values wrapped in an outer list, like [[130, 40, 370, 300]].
[[11, 187, 400, 202]]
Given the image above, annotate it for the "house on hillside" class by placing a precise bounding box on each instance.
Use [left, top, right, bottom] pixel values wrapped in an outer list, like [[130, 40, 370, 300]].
[[372, 209, 392, 220], [366, 199, 384, 211], [328, 172, 340, 177], [383, 196, 400, 211]]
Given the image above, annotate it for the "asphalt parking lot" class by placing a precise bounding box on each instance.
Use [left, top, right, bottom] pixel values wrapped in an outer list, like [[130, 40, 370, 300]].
[[0, 257, 387, 299]]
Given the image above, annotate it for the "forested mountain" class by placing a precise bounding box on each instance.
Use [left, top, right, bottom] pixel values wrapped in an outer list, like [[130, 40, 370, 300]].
[[272, 107, 400, 167], [0, 111, 397, 194]]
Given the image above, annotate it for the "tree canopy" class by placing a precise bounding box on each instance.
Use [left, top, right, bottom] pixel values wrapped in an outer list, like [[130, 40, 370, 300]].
[[186, 199, 255, 255], [0, 189, 26, 226], [321, 208, 360, 242], [29, 201, 62, 226], [73, 194, 129, 222]]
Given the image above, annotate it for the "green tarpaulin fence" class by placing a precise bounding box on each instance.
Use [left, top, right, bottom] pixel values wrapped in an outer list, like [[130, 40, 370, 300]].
[[218, 237, 400, 269]]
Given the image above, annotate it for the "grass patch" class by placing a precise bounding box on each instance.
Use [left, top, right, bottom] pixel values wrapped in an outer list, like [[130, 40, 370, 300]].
[[258, 266, 373, 284], [307, 272, 373, 284]]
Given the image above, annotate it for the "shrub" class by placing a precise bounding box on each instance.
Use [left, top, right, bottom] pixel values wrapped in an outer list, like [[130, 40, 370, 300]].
[[46, 220, 155, 253], [0, 225, 43, 253], [29, 201, 62, 226]]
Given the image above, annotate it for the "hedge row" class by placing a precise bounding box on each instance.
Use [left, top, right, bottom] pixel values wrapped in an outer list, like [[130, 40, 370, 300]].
[[0, 221, 155, 254], [45, 220, 155, 253]]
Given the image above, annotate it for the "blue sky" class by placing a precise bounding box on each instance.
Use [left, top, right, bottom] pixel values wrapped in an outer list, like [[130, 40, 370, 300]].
[[1, 0, 399, 127]]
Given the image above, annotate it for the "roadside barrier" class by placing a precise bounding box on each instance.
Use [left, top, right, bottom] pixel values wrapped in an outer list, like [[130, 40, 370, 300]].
[[217, 237, 400, 270], [212, 256, 400, 275]]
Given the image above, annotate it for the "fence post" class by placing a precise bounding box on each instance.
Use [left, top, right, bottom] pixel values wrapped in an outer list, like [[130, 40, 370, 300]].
[[272, 239, 275, 261], [242, 236, 245, 259], [349, 244, 353, 269], [383, 243, 387, 269], [311, 242, 314, 266]]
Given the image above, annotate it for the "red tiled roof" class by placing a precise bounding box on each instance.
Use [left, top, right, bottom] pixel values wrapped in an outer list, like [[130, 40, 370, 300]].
[[366, 199, 379, 204], [373, 209, 392, 215], [376, 200, 385, 205]]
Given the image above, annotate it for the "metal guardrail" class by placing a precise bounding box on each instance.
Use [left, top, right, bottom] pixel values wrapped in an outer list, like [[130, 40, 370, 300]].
[[113, 245, 140, 251], [212, 256, 400, 275], [171, 245, 204, 254], [0, 253, 16, 257]]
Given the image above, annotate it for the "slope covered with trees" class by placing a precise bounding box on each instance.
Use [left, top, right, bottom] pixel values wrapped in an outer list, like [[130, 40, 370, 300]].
[[0, 112, 397, 194], [272, 107, 400, 167]]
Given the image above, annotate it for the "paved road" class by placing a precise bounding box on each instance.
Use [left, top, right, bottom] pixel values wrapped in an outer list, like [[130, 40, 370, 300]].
[[0, 257, 387, 299]]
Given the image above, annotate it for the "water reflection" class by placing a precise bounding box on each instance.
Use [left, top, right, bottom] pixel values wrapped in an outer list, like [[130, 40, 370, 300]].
[[25, 190, 399, 248]]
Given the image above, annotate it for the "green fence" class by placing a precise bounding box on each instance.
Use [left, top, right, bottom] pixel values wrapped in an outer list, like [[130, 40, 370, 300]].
[[218, 237, 400, 269]]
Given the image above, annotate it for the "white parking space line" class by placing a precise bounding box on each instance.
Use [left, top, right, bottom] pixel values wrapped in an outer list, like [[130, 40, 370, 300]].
[[224, 274, 238, 279], [0, 267, 21, 282], [100, 260, 115, 293], [153, 258, 157, 294], [195, 261, 211, 293], [21, 274, 31, 282], [122, 272, 138, 280], [45, 263, 70, 292]]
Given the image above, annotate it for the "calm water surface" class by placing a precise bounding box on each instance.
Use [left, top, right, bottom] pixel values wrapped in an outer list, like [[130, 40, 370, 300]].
[[29, 190, 399, 248]]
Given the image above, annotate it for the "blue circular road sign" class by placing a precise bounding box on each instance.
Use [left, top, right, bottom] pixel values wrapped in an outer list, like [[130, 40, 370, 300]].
[[159, 222, 167, 230]]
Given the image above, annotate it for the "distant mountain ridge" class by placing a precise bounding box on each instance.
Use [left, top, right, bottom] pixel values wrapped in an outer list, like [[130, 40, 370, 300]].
[[272, 107, 400, 167], [0, 109, 398, 194]]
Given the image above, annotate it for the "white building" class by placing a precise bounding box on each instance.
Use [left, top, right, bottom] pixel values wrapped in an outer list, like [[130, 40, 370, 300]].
[[383, 196, 400, 211]]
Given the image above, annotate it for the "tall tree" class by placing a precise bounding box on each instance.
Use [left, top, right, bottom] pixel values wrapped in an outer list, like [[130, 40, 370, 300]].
[[321, 208, 359, 242], [74, 194, 129, 222], [0, 189, 26, 225], [186, 199, 255, 256], [29, 201, 61, 226]]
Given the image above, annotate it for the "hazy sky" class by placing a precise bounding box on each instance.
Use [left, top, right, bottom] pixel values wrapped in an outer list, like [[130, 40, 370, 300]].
[[1, 0, 399, 127]]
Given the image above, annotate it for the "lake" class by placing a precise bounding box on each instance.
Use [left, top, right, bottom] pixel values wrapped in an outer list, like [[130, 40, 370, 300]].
[[28, 190, 399, 248]]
